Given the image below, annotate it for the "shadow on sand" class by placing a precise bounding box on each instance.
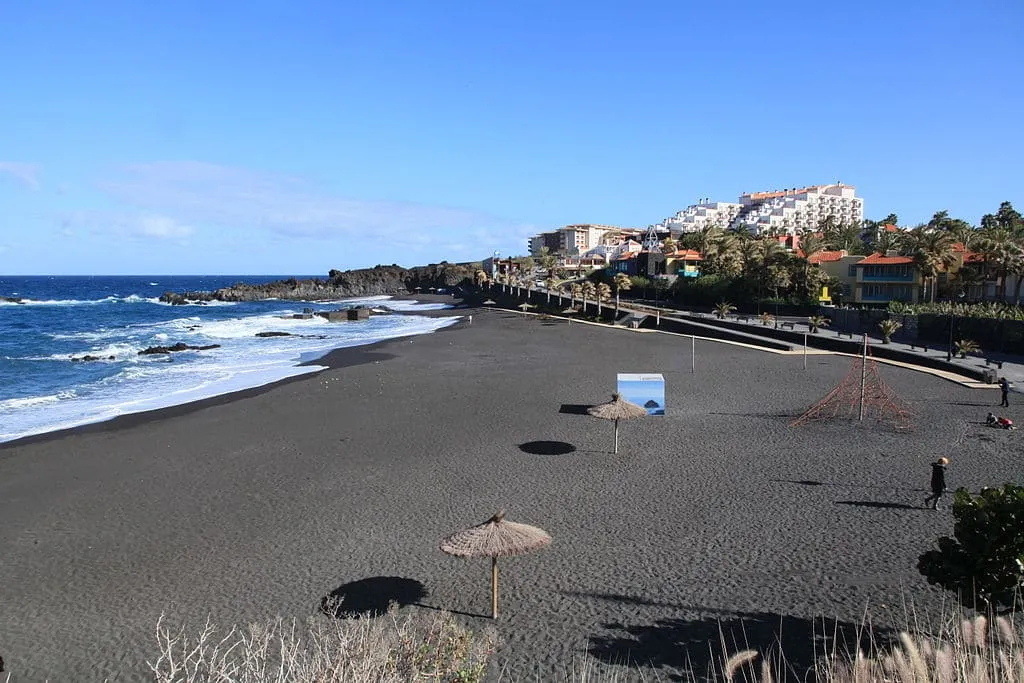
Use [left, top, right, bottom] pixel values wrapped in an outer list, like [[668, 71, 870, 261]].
[[586, 609, 891, 681], [559, 404, 592, 415], [519, 440, 576, 455], [321, 576, 427, 618], [835, 500, 920, 510], [773, 479, 926, 493]]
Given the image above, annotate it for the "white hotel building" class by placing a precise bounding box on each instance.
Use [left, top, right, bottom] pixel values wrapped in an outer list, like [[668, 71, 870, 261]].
[[657, 183, 864, 237]]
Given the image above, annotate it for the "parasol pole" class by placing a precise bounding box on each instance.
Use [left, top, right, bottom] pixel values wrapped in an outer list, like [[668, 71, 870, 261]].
[[614, 418, 619, 454], [491, 557, 499, 618]]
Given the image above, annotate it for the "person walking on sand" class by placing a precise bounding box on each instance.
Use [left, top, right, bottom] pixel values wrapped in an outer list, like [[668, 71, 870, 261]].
[[999, 377, 1010, 407], [924, 457, 949, 510]]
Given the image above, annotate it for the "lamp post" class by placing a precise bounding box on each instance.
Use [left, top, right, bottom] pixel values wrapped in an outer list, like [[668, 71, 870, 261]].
[[946, 290, 966, 362]]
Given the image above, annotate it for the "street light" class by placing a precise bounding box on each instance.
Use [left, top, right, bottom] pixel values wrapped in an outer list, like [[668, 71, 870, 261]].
[[946, 290, 966, 362]]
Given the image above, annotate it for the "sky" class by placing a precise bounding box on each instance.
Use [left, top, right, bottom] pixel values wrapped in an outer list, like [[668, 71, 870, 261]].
[[1, 1, 1022, 275]]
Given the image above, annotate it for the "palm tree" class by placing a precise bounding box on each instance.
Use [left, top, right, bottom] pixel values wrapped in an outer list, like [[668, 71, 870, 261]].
[[871, 228, 902, 255], [596, 282, 611, 315], [580, 281, 596, 314], [570, 283, 582, 308], [613, 272, 632, 318], [978, 228, 1019, 302], [474, 269, 489, 287], [901, 226, 955, 302], [660, 236, 677, 255], [714, 301, 737, 319], [544, 276, 558, 304]]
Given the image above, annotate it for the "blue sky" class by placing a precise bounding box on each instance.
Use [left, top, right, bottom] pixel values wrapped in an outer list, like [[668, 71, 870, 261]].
[[1, 1, 1022, 275]]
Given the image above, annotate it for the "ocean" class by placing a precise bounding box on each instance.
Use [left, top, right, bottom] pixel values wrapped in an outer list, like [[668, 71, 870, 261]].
[[0, 276, 458, 443]]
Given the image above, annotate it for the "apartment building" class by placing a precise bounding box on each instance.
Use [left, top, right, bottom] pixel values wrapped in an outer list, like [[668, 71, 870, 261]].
[[650, 183, 864, 238], [733, 184, 864, 235], [528, 224, 626, 256], [657, 201, 743, 235], [852, 253, 921, 304]]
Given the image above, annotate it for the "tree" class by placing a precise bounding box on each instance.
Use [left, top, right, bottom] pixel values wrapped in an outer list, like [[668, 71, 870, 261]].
[[917, 484, 1024, 612], [613, 273, 631, 318], [871, 227, 902, 255], [901, 226, 956, 302], [596, 283, 611, 315], [580, 281, 596, 313], [660, 236, 677, 255], [544, 276, 558, 304], [977, 228, 1019, 301], [537, 247, 557, 275], [714, 301, 737, 319], [569, 283, 582, 307]]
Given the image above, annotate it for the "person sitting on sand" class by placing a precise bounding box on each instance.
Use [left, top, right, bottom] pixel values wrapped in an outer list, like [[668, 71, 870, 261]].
[[986, 412, 1015, 430]]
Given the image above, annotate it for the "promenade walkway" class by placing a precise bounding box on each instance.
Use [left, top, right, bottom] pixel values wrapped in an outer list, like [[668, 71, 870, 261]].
[[485, 288, 1024, 396]]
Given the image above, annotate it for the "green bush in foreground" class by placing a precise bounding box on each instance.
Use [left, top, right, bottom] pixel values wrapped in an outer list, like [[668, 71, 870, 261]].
[[918, 484, 1024, 612]]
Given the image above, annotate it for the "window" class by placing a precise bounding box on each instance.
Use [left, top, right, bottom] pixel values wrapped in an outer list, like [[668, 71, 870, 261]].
[[848, 265, 857, 277]]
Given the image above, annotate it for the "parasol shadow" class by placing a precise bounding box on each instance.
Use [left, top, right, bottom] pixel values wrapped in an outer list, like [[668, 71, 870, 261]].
[[519, 441, 576, 455], [320, 576, 427, 618]]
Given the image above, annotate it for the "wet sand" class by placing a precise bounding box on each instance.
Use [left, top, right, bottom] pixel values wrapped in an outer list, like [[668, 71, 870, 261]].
[[1, 303, 1020, 681]]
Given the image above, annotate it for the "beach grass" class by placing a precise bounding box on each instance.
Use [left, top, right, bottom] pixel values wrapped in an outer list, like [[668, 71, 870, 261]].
[[137, 607, 1024, 682]]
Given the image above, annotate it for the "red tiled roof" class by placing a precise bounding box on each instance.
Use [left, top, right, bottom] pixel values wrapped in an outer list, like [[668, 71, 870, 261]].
[[614, 252, 638, 260], [882, 224, 899, 232], [964, 252, 985, 263], [806, 250, 846, 264], [857, 253, 914, 265], [668, 249, 703, 260]]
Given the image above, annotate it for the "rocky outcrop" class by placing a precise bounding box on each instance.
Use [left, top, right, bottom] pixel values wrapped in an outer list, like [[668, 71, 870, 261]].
[[71, 355, 115, 362], [158, 262, 479, 304], [255, 331, 292, 337], [138, 342, 221, 355], [1, 296, 25, 304]]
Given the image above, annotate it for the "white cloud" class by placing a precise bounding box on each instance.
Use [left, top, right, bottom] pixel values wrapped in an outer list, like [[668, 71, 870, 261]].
[[137, 215, 194, 239], [93, 161, 533, 259], [0, 162, 41, 190], [59, 210, 195, 245]]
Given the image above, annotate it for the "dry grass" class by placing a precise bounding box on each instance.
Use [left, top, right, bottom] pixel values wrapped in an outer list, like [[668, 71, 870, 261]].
[[719, 614, 1023, 683], [4, 608, 1021, 681], [148, 604, 495, 683]]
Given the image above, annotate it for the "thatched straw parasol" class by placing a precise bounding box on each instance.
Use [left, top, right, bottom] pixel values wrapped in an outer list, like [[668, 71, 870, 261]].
[[517, 302, 535, 315], [483, 299, 496, 305], [440, 510, 551, 618], [587, 393, 647, 454]]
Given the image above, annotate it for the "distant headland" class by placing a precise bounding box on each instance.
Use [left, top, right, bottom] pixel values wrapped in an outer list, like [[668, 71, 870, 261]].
[[159, 262, 479, 305]]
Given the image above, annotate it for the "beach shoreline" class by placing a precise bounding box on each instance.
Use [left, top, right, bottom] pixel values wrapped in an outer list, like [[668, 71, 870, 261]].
[[0, 294, 470, 451], [1, 303, 1018, 681]]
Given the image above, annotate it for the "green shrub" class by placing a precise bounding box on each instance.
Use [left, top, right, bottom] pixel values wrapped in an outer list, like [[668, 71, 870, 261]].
[[918, 484, 1024, 612]]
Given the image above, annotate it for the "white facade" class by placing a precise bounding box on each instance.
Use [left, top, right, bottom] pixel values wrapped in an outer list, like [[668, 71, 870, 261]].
[[653, 184, 864, 238], [529, 224, 632, 256], [657, 201, 743, 235], [731, 184, 864, 235], [583, 239, 643, 263]]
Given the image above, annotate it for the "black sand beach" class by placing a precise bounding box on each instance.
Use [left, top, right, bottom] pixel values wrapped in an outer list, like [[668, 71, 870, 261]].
[[2, 302, 1022, 681]]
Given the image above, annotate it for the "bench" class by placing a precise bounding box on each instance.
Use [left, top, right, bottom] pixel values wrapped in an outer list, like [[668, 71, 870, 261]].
[[781, 322, 795, 330], [910, 343, 929, 352], [835, 331, 853, 339], [984, 358, 1004, 369], [737, 315, 751, 323]]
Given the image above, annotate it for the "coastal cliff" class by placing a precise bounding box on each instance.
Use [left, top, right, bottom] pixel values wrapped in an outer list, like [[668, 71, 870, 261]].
[[160, 262, 479, 304]]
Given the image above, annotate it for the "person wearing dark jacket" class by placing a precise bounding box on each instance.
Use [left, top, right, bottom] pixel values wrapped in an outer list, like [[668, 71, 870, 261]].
[[999, 377, 1010, 407], [924, 457, 949, 510]]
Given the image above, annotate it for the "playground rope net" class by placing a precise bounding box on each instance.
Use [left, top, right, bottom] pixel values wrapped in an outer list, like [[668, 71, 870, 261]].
[[790, 339, 914, 432]]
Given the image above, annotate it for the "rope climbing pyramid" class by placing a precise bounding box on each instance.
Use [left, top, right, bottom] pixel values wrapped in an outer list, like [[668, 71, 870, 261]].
[[790, 335, 914, 431]]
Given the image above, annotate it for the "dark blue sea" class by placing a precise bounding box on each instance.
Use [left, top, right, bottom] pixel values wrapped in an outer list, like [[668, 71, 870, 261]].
[[0, 276, 455, 443]]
